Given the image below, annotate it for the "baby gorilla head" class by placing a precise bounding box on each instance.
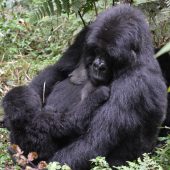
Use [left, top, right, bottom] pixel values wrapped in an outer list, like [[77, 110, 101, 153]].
[[83, 44, 113, 86], [69, 49, 112, 86], [86, 48, 112, 86]]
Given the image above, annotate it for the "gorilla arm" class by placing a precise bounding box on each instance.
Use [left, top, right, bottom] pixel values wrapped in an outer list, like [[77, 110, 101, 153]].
[[33, 85, 110, 139], [50, 73, 167, 170], [29, 27, 88, 99], [2, 28, 87, 129], [30, 27, 88, 99]]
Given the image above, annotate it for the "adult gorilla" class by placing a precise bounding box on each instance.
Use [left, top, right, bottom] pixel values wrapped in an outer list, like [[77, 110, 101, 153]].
[[2, 5, 167, 170]]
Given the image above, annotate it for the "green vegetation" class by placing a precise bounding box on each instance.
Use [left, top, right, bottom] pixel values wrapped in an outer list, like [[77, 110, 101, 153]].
[[0, 0, 170, 169], [0, 128, 20, 169]]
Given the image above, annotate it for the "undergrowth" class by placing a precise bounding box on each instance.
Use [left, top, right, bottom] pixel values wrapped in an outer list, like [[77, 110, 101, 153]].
[[0, 128, 170, 170]]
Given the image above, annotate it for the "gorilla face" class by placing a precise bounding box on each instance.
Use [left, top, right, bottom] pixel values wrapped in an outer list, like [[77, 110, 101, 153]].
[[69, 44, 113, 86], [84, 47, 113, 86], [91, 56, 108, 81], [89, 53, 112, 85]]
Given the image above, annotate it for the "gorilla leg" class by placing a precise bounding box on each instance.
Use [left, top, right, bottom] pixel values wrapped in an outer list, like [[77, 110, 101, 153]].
[[2, 86, 52, 161], [3, 82, 110, 162], [2, 86, 42, 132]]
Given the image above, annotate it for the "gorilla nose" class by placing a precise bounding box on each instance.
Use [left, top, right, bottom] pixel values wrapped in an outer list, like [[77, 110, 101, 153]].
[[93, 61, 106, 71]]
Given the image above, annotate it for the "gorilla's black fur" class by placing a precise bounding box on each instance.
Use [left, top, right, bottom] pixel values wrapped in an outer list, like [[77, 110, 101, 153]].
[[2, 5, 167, 170], [157, 51, 170, 136], [157, 52, 170, 87]]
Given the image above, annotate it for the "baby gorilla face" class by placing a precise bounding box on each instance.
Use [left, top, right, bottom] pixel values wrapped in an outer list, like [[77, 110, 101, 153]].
[[90, 56, 109, 84], [85, 47, 113, 86]]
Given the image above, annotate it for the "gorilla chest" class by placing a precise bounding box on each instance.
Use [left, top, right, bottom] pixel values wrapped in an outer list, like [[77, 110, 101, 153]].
[[44, 79, 83, 113]]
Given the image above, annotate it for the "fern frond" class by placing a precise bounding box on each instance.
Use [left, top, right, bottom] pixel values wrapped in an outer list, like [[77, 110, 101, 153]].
[[62, 0, 70, 15], [54, 0, 62, 15], [29, 0, 98, 23], [134, 0, 158, 5], [48, 0, 55, 15], [71, 0, 86, 13], [165, 0, 170, 7], [44, 1, 51, 16], [38, 7, 45, 18]]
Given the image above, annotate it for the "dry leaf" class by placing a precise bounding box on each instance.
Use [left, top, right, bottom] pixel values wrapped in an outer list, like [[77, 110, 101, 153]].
[[17, 157, 27, 167], [11, 144, 23, 154], [25, 166, 37, 170], [38, 161, 48, 169], [28, 152, 38, 162]]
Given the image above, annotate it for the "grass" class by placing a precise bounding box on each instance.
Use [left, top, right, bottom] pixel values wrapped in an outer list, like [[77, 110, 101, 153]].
[[0, 128, 20, 170]]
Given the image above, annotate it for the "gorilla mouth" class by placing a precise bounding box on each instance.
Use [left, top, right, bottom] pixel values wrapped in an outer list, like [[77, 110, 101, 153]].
[[90, 67, 107, 83]]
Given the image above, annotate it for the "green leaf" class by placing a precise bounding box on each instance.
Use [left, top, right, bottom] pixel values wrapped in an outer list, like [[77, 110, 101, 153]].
[[47, 162, 62, 170], [48, 0, 55, 15], [71, 0, 86, 13], [134, 0, 158, 5], [168, 86, 170, 93], [38, 8, 44, 18], [61, 164, 71, 170], [44, 1, 51, 16], [62, 0, 70, 15], [156, 42, 170, 58], [54, 0, 62, 15]]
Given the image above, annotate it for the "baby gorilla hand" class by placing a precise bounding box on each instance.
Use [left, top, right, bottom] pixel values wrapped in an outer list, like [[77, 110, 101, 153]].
[[94, 86, 110, 103]]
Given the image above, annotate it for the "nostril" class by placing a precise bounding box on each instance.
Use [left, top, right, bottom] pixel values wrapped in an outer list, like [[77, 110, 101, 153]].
[[99, 64, 106, 71]]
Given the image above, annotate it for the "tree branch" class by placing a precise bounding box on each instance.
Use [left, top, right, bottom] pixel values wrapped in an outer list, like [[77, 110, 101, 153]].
[[78, 10, 86, 27]]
